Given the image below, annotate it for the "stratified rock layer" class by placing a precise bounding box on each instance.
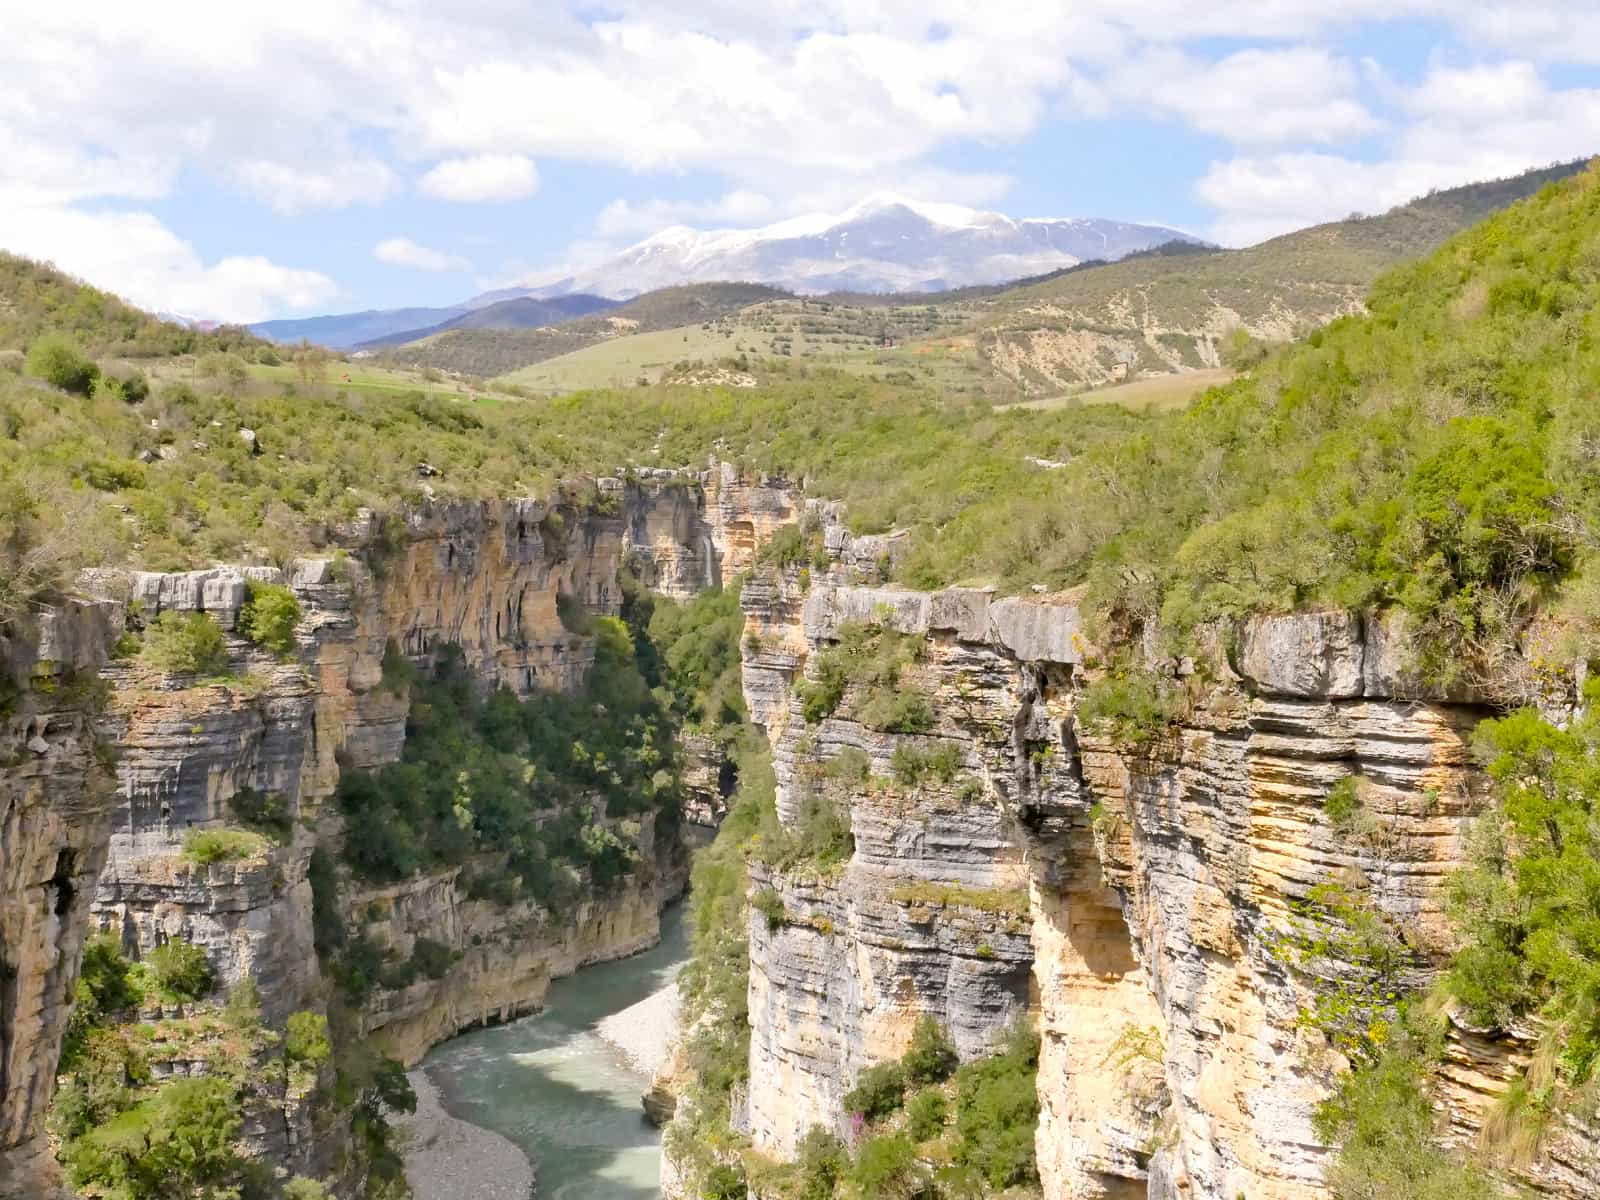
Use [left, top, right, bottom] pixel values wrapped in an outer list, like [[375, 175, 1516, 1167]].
[[0, 468, 795, 1196], [719, 580, 1600, 1200]]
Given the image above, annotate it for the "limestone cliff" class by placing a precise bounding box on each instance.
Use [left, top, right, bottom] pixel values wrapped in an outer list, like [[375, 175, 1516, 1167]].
[[0, 604, 119, 1198], [0, 466, 795, 1196], [713, 568, 1600, 1200]]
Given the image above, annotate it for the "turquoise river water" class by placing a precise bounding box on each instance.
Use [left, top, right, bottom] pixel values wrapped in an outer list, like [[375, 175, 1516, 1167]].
[[419, 904, 690, 1200]]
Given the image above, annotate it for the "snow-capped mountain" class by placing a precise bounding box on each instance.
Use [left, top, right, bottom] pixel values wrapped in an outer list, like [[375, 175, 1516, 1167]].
[[520, 193, 1205, 298]]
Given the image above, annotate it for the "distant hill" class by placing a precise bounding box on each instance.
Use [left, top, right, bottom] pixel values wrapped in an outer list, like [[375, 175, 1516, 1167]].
[[906, 158, 1593, 396], [355, 294, 618, 350], [252, 305, 473, 350], [475, 160, 1593, 399], [0, 252, 259, 357], [516, 192, 1205, 298], [379, 282, 792, 377]]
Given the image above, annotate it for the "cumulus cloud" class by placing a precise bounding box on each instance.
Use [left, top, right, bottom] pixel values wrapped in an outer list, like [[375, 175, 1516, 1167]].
[[1112, 47, 1380, 143], [418, 154, 540, 202], [1196, 62, 1600, 245], [373, 237, 472, 272], [3, 2, 1600, 313], [0, 200, 336, 323], [234, 158, 399, 214]]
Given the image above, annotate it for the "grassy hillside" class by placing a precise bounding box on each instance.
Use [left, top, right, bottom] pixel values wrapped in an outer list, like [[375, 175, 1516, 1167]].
[[935, 158, 1590, 396], [0, 253, 260, 358], [489, 160, 1588, 403], [379, 283, 791, 377], [5, 162, 1600, 686]]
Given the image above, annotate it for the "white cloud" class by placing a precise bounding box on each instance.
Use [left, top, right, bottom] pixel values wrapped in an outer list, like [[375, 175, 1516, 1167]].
[[418, 154, 540, 202], [0, 199, 336, 323], [592, 191, 776, 239], [1196, 62, 1600, 245], [373, 237, 472, 272], [1113, 47, 1380, 143], [233, 158, 399, 214], [3, 2, 1600, 314]]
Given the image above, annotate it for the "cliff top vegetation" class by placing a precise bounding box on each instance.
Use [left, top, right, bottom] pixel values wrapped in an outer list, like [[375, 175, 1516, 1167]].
[[5, 163, 1600, 689]]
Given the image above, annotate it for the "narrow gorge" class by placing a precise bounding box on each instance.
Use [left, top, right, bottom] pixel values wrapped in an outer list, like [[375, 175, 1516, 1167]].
[[0, 465, 794, 1199], [7, 165, 1600, 1200], [656, 519, 1600, 1199], [7, 463, 1600, 1200]]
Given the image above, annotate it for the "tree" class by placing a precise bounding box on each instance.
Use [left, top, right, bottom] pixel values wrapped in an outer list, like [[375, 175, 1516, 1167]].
[[62, 1077, 244, 1200], [238, 581, 301, 657], [285, 1011, 332, 1065], [146, 939, 214, 1001], [141, 611, 231, 676], [25, 333, 98, 395], [902, 1016, 958, 1086]]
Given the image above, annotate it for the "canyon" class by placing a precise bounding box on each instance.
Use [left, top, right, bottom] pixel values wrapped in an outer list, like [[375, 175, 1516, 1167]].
[[4, 460, 1599, 1200], [665, 532, 1600, 1197], [0, 464, 794, 1198]]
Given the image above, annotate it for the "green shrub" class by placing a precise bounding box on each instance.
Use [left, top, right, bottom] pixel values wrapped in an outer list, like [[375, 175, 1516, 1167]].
[[26, 333, 98, 395], [890, 743, 962, 789], [1324, 776, 1364, 829], [759, 523, 823, 569], [283, 1179, 333, 1200], [906, 1087, 949, 1141], [798, 667, 847, 725], [703, 1164, 747, 1200], [411, 936, 456, 980], [226, 787, 292, 840], [844, 1061, 905, 1121], [751, 887, 787, 931], [61, 1077, 244, 1200], [379, 638, 418, 693], [181, 828, 268, 865], [146, 939, 214, 1001], [824, 746, 871, 782], [63, 936, 142, 1068], [951, 1024, 1040, 1189], [902, 1015, 959, 1086], [141, 611, 231, 676], [1077, 671, 1183, 746], [285, 1010, 332, 1065], [556, 589, 593, 634], [238, 580, 300, 657], [794, 1125, 848, 1200], [856, 685, 935, 734], [846, 1132, 925, 1197], [1314, 1037, 1498, 1200], [76, 934, 140, 1018], [762, 793, 854, 872]]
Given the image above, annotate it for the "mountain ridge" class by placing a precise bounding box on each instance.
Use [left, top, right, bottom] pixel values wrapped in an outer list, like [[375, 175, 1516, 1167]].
[[516, 194, 1203, 299]]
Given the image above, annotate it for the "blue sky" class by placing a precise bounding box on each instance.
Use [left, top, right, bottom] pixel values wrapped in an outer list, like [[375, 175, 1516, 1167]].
[[5, 2, 1600, 321]]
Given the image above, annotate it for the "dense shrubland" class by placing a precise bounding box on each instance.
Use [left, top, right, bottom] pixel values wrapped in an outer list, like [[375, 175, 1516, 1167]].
[[797, 620, 935, 733], [51, 935, 391, 1200], [743, 1017, 1040, 1200], [333, 627, 672, 908], [5, 169, 1600, 691]]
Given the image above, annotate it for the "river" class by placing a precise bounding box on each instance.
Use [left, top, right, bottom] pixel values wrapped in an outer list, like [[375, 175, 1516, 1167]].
[[416, 903, 691, 1200]]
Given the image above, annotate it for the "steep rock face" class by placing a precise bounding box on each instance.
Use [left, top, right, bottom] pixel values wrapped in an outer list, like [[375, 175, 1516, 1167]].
[[0, 468, 793, 1193], [740, 578, 1041, 1157], [0, 605, 119, 1199], [725, 579, 1599, 1199]]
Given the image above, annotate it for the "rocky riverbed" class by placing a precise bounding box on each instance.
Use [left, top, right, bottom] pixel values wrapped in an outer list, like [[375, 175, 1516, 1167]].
[[401, 1071, 536, 1200]]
